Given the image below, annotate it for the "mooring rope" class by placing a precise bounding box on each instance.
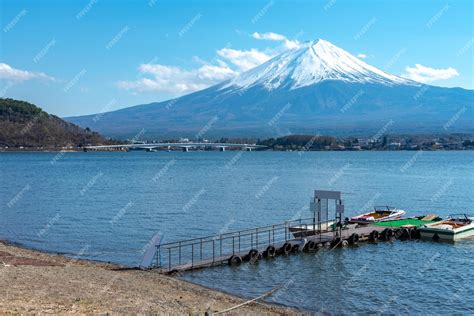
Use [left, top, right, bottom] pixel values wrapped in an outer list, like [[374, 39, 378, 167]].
[[211, 286, 281, 315], [329, 239, 342, 251]]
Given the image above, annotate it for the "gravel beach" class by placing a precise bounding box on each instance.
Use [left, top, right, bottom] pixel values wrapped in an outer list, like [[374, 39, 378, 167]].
[[0, 240, 302, 315]]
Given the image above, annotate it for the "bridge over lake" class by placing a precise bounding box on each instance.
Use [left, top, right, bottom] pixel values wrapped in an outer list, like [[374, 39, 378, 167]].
[[84, 142, 267, 152]]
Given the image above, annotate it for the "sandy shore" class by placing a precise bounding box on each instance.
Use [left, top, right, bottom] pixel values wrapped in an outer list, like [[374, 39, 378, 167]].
[[0, 240, 302, 315]]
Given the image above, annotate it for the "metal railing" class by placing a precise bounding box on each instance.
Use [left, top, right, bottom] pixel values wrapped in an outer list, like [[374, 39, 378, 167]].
[[155, 217, 336, 271]]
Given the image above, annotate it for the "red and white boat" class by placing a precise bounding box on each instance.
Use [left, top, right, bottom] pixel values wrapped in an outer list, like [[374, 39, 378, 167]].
[[349, 206, 406, 224]]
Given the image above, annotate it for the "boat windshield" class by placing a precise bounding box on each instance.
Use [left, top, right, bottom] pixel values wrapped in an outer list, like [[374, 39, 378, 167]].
[[374, 206, 395, 212], [447, 214, 473, 223]]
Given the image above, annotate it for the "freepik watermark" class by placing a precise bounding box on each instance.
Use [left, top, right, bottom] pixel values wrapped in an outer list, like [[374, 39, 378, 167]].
[[323, 0, 337, 11], [328, 163, 351, 186], [50, 149, 68, 165], [3, 9, 28, 33], [430, 179, 453, 202], [298, 135, 321, 155], [92, 98, 117, 123], [76, 0, 98, 20], [413, 85, 430, 101], [443, 106, 466, 130], [33, 38, 56, 63], [7, 184, 31, 208], [106, 25, 130, 50], [37, 213, 61, 237], [384, 48, 407, 70], [370, 119, 394, 143], [64, 69, 86, 92], [152, 159, 176, 182], [268, 102, 291, 127], [456, 38, 474, 57], [359, 192, 381, 211], [110, 201, 134, 225], [178, 13, 202, 37], [426, 4, 450, 29], [0, 81, 16, 97], [354, 16, 377, 40], [79, 171, 104, 196], [255, 176, 279, 199], [341, 90, 364, 113], [224, 151, 243, 169], [129, 128, 146, 143], [400, 150, 423, 173], [251, 0, 274, 24], [182, 189, 206, 212], [212, 219, 236, 240], [195, 115, 218, 139], [20, 113, 42, 135]]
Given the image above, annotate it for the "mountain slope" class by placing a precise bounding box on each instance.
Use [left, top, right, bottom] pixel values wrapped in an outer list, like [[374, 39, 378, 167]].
[[0, 98, 111, 148], [67, 39, 474, 138]]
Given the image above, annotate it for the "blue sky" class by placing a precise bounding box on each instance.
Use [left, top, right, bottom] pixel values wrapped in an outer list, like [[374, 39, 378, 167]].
[[1, 0, 473, 117]]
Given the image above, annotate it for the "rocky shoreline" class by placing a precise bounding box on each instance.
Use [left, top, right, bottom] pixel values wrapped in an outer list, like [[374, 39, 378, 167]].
[[0, 240, 302, 315]]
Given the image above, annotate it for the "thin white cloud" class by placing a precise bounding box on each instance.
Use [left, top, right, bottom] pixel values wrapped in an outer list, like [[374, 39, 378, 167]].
[[402, 64, 459, 83], [252, 31, 301, 50], [252, 31, 286, 41], [0, 63, 54, 81], [117, 61, 238, 94], [283, 39, 300, 50], [217, 48, 271, 71], [357, 53, 367, 59]]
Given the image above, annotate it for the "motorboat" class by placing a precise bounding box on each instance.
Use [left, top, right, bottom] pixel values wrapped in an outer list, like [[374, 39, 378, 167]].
[[418, 214, 474, 242], [349, 206, 406, 224], [289, 220, 337, 237]]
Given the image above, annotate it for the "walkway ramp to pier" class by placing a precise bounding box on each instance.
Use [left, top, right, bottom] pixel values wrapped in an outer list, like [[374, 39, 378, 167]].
[[154, 217, 332, 273], [151, 190, 344, 273]]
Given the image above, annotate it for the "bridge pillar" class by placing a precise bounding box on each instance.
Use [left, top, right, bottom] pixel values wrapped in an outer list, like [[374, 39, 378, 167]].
[[246, 147, 252, 151], [182, 147, 189, 152], [219, 147, 226, 152]]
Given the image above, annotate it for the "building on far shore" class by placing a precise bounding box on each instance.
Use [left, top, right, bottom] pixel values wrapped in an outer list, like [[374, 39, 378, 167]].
[[388, 142, 401, 150]]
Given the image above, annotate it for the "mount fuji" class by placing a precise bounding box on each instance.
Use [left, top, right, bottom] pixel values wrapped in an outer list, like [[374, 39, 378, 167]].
[[221, 39, 415, 90], [67, 39, 473, 138]]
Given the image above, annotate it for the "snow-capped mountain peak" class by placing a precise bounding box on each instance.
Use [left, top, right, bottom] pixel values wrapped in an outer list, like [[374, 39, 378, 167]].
[[221, 39, 416, 91]]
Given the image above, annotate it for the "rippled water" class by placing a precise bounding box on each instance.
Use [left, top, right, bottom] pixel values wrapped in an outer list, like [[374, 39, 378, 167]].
[[1, 151, 473, 313]]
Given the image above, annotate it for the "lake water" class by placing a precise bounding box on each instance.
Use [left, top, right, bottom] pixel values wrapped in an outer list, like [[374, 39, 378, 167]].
[[1, 151, 473, 313]]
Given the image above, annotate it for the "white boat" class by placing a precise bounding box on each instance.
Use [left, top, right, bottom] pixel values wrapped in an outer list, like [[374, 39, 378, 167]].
[[349, 206, 406, 224], [419, 214, 474, 242], [289, 221, 336, 237]]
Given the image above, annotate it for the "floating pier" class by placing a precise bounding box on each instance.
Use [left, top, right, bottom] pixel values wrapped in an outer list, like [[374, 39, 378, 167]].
[[150, 190, 424, 274]]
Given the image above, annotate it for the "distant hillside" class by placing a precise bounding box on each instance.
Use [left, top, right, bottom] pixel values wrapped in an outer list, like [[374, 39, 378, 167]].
[[0, 98, 111, 148]]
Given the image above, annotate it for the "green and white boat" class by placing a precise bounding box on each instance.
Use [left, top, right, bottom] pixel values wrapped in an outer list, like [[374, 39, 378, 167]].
[[419, 214, 474, 242]]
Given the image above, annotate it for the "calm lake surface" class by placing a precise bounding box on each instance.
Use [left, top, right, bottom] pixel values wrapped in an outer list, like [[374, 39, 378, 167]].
[[1, 151, 473, 313]]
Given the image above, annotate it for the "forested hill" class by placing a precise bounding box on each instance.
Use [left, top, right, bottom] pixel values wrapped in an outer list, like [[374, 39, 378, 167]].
[[0, 98, 111, 149]]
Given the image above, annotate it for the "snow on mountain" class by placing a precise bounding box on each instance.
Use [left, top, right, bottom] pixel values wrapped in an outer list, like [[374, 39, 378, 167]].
[[221, 39, 417, 91]]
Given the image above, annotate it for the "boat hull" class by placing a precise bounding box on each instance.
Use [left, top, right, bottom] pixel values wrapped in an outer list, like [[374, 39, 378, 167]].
[[419, 226, 474, 242], [349, 208, 406, 225], [289, 222, 335, 237], [350, 214, 404, 225]]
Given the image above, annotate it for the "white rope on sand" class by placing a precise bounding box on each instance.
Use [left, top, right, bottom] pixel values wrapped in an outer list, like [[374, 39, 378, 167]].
[[212, 286, 281, 315]]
